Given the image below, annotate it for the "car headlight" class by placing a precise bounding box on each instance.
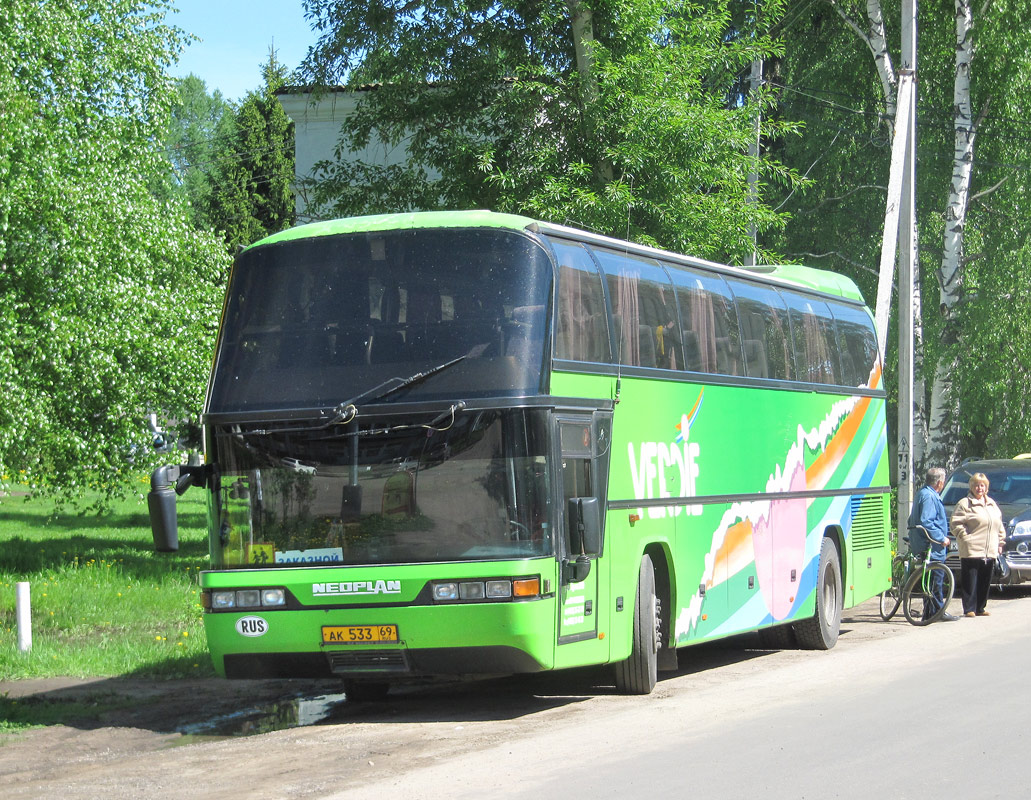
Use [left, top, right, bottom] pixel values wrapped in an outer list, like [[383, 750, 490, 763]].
[[1011, 520, 1031, 537]]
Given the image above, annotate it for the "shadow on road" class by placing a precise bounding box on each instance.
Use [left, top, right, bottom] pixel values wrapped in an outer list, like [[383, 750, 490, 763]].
[[0, 633, 787, 738], [16, 589, 1028, 739]]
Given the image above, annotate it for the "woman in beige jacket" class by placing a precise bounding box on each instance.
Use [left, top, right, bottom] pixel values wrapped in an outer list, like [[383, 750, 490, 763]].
[[950, 472, 1006, 617]]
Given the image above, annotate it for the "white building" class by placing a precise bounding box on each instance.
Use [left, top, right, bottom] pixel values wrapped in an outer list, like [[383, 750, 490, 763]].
[[277, 88, 418, 221]]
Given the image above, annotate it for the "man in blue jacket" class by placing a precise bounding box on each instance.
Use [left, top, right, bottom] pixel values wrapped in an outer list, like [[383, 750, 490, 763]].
[[908, 467, 958, 621]]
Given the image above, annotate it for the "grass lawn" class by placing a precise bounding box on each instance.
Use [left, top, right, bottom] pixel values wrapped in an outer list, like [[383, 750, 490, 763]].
[[0, 483, 214, 682]]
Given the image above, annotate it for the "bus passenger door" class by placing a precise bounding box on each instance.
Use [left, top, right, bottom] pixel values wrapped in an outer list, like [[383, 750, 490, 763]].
[[556, 414, 611, 664]]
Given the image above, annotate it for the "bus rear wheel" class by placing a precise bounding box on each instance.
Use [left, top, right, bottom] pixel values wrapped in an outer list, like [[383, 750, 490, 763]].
[[614, 555, 659, 695], [793, 536, 842, 650]]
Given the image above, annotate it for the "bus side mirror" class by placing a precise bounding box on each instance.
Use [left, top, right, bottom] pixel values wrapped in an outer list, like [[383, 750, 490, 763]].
[[565, 497, 602, 583], [148, 465, 181, 553], [148, 463, 210, 553], [568, 497, 602, 556]]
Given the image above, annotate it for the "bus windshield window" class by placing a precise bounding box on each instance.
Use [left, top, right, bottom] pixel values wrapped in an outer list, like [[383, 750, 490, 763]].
[[209, 228, 553, 413], [211, 409, 553, 568]]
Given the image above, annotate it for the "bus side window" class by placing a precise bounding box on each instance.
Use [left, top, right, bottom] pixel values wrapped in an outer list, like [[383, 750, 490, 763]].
[[831, 302, 880, 387], [728, 279, 793, 381], [559, 419, 595, 557], [782, 290, 841, 385], [549, 240, 611, 363], [672, 269, 741, 376], [592, 247, 681, 370]]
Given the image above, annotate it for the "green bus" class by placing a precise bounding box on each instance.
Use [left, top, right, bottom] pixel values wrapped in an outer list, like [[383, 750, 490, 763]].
[[150, 210, 891, 696]]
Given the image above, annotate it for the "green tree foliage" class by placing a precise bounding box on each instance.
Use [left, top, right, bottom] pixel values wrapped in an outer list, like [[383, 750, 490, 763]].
[[760, 4, 889, 304], [206, 52, 296, 251], [936, 0, 1031, 456], [768, 0, 1031, 461], [300, 0, 804, 261], [160, 74, 235, 231], [0, 0, 229, 497], [162, 56, 295, 253]]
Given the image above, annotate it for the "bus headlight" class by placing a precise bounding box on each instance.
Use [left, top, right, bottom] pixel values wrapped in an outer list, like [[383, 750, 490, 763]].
[[236, 589, 261, 607], [207, 588, 287, 610], [431, 576, 540, 603], [485, 580, 512, 598], [211, 590, 237, 609], [459, 582, 485, 600], [262, 588, 286, 606], [433, 582, 459, 601]]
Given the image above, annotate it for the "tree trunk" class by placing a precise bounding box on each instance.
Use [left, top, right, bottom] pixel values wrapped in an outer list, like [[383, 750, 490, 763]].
[[828, 0, 896, 132], [566, 0, 613, 184], [927, 0, 975, 470], [567, 0, 596, 89]]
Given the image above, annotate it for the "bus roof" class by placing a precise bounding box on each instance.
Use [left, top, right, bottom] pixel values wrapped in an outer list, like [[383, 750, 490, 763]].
[[748, 264, 865, 303], [249, 210, 865, 303], [248, 210, 537, 249]]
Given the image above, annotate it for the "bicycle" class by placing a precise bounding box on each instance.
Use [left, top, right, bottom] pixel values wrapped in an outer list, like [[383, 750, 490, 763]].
[[879, 528, 955, 625]]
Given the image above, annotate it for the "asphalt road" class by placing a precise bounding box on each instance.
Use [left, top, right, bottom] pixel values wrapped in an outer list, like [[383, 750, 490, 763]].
[[324, 591, 1031, 800], [3, 589, 1028, 799]]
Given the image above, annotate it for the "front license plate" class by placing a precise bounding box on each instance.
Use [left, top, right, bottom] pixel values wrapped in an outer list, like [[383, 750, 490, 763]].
[[322, 624, 399, 644]]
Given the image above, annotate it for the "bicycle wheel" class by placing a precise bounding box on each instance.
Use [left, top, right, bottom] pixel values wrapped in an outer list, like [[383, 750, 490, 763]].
[[878, 555, 905, 621], [902, 563, 954, 626], [879, 587, 902, 621]]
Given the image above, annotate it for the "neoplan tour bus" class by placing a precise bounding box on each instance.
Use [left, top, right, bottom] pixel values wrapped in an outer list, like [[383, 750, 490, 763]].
[[149, 210, 891, 697]]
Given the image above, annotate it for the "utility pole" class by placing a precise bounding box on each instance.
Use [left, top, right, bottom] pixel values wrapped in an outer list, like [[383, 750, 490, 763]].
[[876, 1, 917, 534], [897, 2, 917, 536]]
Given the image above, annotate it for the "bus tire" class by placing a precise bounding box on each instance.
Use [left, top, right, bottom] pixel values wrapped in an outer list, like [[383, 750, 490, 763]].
[[793, 536, 842, 650], [614, 555, 658, 695], [756, 623, 797, 649]]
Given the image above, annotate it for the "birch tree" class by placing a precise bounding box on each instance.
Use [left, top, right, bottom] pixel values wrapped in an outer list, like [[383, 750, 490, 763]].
[[771, 0, 1031, 468], [925, 0, 975, 467], [0, 1, 228, 497]]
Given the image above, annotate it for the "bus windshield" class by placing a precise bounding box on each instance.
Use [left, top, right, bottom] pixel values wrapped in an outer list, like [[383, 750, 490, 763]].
[[211, 408, 554, 568], [208, 227, 553, 413]]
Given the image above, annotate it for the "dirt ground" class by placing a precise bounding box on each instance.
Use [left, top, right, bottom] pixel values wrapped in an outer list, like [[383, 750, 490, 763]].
[[1, 591, 1024, 799]]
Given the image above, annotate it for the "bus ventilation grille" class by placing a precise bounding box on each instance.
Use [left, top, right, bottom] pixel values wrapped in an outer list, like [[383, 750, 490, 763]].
[[849, 495, 886, 551], [326, 649, 409, 674]]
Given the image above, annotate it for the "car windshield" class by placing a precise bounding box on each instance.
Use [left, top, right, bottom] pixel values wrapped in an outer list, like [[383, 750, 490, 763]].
[[942, 467, 1031, 506], [209, 408, 554, 568], [208, 227, 553, 413]]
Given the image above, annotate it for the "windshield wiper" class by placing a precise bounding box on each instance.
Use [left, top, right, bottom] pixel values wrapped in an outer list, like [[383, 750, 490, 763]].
[[331, 355, 467, 417], [232, 357, 468, 437]]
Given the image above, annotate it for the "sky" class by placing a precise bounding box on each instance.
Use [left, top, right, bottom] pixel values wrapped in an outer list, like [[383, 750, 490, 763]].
[[168, 1, 318, 102]]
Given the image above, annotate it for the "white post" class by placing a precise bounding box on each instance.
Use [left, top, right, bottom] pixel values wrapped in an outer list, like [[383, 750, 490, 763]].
[[16, 581, 32, 652], [874, 76, 913, 359]]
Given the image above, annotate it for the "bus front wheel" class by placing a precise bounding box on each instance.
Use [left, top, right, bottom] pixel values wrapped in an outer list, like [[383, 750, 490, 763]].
[[614, 555, 659, 695], [793, 536, 842, 650]]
